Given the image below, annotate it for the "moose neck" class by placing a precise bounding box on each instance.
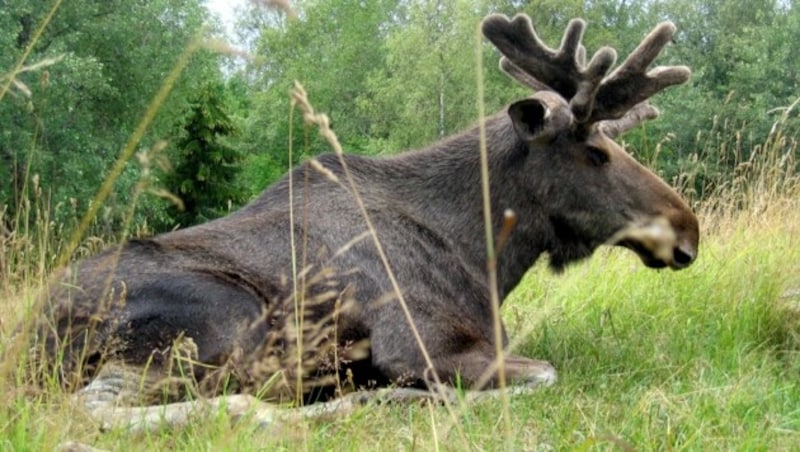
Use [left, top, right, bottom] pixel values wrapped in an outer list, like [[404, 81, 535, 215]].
[[385, 112, 553, 299]]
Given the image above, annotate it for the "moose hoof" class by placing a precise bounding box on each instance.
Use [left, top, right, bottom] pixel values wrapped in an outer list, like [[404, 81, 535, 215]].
[[506, 358, 558, 388], [526, 361, 557, 387]]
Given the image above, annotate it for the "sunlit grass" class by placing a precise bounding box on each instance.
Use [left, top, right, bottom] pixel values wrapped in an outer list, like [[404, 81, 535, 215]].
[[2, 160, 799, 450]]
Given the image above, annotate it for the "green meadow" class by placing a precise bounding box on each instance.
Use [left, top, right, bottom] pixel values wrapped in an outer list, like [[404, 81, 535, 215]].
[[2, 116, 799, 451]]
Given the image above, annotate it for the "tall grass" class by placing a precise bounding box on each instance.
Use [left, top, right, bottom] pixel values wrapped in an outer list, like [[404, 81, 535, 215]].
[[2, 100, 798, 450], [671, 96, 800, 215]]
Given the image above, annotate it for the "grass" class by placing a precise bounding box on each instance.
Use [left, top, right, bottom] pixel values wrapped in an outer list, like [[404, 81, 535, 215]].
[[2, 158, 799, 450]]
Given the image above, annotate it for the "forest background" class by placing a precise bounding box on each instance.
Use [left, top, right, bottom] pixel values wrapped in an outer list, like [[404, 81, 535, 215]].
[[1, 0, 798, 247]]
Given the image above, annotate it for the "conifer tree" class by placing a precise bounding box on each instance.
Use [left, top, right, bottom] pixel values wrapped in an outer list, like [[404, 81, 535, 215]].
[[161, 84, 244, 229]]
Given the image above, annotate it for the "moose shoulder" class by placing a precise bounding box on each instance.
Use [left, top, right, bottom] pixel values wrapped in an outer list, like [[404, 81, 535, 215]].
[[36, 13, 698, 404]]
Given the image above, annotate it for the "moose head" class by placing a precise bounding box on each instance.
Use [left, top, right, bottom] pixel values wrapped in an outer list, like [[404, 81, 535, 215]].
[[478, 14, 698, 272]]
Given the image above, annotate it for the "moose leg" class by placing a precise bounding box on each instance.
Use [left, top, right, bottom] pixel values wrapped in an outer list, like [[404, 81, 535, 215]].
[[371, 326, 556, 392], [430, 347, 557, 390], [75, 362, 267, 432], [76, 363, 449, 432], [505, 354, 558, 386]]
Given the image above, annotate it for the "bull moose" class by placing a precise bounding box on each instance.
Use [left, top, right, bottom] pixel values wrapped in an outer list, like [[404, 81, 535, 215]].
[[32, 12, 698, 427]]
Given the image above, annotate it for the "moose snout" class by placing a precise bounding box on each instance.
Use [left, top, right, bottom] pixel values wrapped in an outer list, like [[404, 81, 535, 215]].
[[614, 210, 699, 271], [666, 205, 700, 270], [671, 241, 696, 269]]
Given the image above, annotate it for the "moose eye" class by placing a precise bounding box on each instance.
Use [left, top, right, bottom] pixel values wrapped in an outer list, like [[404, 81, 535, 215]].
[[586, 146, 610, 167]]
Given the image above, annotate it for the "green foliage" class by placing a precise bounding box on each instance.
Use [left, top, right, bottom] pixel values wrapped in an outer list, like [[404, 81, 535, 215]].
[[157, 84, 245, 230], [4, 0, 798, 235], [627, 0, 800, 195], [229, 0, 799, 200], [233, 0, 400, 195], [358, 1, 499, 152], [0, 0, 221, 236]]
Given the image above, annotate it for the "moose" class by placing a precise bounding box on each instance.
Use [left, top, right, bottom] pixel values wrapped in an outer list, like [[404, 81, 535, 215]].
[[33, 13, 698, 429]]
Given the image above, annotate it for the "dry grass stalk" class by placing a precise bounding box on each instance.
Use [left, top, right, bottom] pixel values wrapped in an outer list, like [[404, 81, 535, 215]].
[[289, 81, 475, 444]]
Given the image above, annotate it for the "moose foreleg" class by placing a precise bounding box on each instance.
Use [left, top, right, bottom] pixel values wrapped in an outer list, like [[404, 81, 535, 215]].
[[430, 348, 557, 391]]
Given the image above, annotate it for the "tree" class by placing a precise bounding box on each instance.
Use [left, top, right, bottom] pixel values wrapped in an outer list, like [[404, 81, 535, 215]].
[[357, 0, 491, 152], [157, 84, 245, 230], [0, 0, 222, 234], [234, 0, 400, 192], [4, 0, 797, 224], [625, 0, 800, 196]]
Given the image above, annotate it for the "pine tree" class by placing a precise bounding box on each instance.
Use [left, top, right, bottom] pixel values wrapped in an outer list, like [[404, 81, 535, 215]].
[[161, 84, 245, 229]]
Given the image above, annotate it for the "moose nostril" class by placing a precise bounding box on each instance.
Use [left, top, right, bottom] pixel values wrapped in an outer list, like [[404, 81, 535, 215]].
[[672, 247, 694, 268]]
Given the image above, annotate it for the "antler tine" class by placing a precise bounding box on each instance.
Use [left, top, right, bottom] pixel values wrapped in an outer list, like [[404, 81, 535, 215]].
[[576, 44, 587, 67], [497, 36, 591, 93], [599, 102, 659, 138], [482, 14, 617, 122], [483, 14, 586, 97], [589, 22, 691, 123], [570, 44, 617, 121], [499, 58, 551, 92]]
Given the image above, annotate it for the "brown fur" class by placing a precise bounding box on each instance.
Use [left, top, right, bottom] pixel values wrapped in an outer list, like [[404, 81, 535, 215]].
[[31, 13, 699, 403]]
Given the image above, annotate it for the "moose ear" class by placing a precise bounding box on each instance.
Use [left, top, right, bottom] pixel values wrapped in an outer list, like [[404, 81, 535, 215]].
[[508, 98, 551, 142]]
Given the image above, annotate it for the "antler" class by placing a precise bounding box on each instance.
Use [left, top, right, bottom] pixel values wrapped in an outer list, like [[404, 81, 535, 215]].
[[482, 14, 691, 136]]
